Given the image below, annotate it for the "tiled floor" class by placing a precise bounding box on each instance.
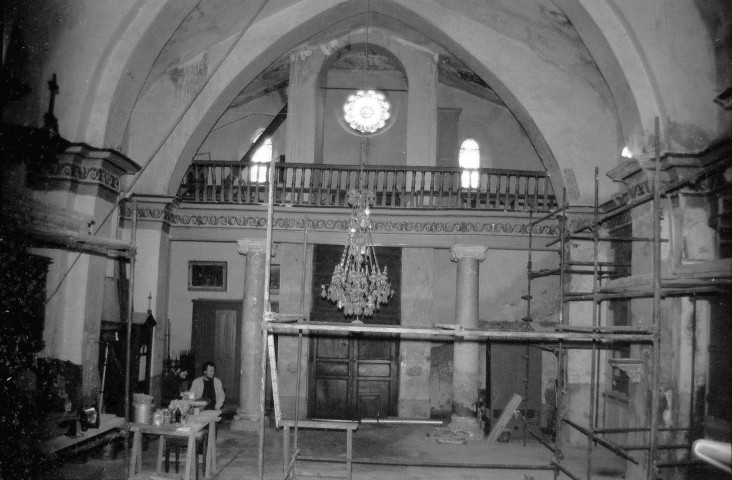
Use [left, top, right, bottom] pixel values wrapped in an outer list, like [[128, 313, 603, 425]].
[[47, 417, 634, 480]]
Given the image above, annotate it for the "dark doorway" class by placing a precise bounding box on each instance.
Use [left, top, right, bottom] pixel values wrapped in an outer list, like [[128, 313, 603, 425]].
[[191, 300, 242, 404], [309, 244, 401, 419]]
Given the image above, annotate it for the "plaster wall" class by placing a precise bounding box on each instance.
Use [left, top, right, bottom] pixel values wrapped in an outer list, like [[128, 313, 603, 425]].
[[612, 0, 731, 149], [166, 241, 247, 357], [437, 86, 543, 172], [197, 93, 287, 162], [399, 248, 435, 418], [2, 0, 136, 136]]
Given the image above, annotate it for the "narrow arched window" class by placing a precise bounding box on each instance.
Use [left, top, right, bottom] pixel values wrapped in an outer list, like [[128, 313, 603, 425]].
[[250, 133, 273, 183], [459, 138, 480, 188]]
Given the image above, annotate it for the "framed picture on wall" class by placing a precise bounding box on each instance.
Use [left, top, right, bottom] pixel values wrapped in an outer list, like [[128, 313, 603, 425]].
[[270, 265, 280, 295], [188, 261, 227, 291]]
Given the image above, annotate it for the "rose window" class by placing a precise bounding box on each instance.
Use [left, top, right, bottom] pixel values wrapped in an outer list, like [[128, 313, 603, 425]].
[[343, 90, 390, 134]]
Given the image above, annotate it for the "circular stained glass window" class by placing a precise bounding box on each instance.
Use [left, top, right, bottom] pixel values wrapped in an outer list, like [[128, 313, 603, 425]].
[[343, 90, 391, 134]]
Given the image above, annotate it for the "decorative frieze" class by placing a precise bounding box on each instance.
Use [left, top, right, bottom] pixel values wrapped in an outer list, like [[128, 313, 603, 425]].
[[167, 213, 561, 236], [30, 143, 138, 195], [43, 162, 121, 191], [120, 195, 178, 225]]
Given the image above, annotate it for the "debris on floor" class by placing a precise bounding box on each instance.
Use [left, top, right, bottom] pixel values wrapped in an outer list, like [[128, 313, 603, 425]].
[[427, 426, 473, 445]]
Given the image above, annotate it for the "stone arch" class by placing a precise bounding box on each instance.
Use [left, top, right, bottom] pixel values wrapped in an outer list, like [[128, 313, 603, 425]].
[[78, 0, 201, 147], [104, 0, 663, 201]]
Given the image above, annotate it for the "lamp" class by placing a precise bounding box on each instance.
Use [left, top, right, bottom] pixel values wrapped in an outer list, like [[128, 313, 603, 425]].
[[321, 187, 393, 318], [320, 6, 393, 319]]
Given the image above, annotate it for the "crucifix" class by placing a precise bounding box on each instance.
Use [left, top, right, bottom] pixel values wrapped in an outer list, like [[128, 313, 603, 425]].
[[43, 74, 60, 134]]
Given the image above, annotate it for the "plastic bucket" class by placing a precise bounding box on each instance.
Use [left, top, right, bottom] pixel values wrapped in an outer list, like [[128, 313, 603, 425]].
[[133, 402, 154, 424]]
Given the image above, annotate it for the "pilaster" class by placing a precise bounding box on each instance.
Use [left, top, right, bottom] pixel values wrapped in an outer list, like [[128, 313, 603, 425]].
[[121, 194, 177, 395], [399, 248, 434, 418], [286, 48, 327, 164]]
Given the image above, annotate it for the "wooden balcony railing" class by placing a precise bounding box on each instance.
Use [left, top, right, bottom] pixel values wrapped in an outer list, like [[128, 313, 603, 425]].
[[178, 161, 557, 211]]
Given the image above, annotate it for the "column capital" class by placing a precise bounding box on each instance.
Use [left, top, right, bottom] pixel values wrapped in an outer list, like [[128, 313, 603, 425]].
[[450, 245, 487, 263], [237, 239, 277, 256]]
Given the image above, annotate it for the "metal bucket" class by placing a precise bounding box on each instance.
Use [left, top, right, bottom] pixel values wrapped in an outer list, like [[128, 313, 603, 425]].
[[133, 402, 154, 424]]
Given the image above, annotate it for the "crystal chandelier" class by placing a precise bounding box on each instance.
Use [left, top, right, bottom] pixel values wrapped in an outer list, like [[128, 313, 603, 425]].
[[321, 188, 393, 318]]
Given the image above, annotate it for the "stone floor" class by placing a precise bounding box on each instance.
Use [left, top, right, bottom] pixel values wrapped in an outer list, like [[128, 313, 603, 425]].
[[46, 415, 635, 480]]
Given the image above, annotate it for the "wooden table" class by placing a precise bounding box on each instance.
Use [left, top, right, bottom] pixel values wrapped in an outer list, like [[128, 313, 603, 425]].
[[129, 410, 221, 480], [281, 419, 358, 480]]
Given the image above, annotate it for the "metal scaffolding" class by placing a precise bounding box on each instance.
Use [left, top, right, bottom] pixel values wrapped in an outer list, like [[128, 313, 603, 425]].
[[523, 119, 732, 480], [256, 118, 731, 480]]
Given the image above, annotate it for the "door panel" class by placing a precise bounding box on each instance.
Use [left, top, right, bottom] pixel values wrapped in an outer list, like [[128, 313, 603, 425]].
[[317, 336, 349, 358], [191, 300, 242, 404], [357, 379, 392, 418], [214, 310, 237, 399], [314, 378, 349, 418]]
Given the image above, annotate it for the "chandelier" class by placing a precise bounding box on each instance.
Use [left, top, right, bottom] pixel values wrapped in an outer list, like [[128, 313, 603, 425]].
[[321, 188, 393, 317]]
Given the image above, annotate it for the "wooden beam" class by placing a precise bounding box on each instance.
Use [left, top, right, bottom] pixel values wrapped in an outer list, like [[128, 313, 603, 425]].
[[239, 103, 288, 163]]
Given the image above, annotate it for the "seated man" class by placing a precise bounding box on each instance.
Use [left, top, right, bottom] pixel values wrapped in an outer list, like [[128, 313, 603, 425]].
[[190, 361, 225, 410]]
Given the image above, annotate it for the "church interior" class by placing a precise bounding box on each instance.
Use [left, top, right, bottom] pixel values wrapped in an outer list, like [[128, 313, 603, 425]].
[[1, 1, 730, 479]]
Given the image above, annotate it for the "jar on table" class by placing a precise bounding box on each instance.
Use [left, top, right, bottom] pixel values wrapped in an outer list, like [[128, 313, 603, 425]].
[[153, 410, 164, 426]]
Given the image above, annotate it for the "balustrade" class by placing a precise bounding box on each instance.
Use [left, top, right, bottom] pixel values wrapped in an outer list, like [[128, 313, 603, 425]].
[[178, 161, 557, 212]]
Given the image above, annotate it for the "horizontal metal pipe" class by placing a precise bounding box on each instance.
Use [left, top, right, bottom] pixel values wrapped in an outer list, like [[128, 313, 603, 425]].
[[297, 456, 555, 470], [620, 444, 691, 451], [359, 418, 444, 425], [545, 235, 669, 247], [269, 322, 653, 343], [594, 427, 689, 433]]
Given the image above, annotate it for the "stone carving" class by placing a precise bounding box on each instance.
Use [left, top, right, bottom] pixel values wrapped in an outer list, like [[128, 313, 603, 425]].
[[450, 245, 487, 262], [167, 213, 561, 236], [42, 162, 120, 191]]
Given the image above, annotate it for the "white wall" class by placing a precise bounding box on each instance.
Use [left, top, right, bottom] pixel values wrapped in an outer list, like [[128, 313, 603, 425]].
[[166, 241, 246, 357]]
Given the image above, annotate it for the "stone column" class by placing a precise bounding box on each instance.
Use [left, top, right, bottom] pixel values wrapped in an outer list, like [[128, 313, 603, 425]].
[[449, 245, 486, 432], [232, 238, 268, 431]]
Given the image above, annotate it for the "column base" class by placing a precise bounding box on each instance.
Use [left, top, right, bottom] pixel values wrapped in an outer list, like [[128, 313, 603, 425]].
[[230, 413, 268, 432]]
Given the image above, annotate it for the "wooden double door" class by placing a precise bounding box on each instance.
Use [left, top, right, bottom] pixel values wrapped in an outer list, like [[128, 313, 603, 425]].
[[191, 300, 241, 404], [309, 245, 401, 420]]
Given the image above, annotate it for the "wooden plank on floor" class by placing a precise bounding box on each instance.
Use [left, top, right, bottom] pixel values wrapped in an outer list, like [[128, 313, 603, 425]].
[[486, 393, 522, 444]]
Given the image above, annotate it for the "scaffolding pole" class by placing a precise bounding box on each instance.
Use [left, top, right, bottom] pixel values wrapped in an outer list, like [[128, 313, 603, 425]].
[[648, 116, 662, 480], [124, 201, 137, 480], [258, 138, 278, 480]]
